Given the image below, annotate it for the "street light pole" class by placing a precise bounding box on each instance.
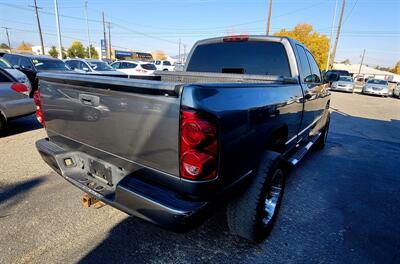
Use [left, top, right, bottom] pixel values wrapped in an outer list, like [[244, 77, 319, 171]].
[[326, 0, 338, 71], [54, 0, 63, 59], [102, 12, 107, 59], [107, 22, 112, 60], [84, 1, 92, 58], [266, 0, 273, 35]]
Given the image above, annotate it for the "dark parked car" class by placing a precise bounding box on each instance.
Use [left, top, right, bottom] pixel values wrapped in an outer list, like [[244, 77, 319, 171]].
[[35, 35, 338, 242], [2, 53, 70, 97]]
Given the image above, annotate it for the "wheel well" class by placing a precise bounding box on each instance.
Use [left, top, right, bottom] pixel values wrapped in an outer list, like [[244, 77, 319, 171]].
[[264, 126, 288, 153]]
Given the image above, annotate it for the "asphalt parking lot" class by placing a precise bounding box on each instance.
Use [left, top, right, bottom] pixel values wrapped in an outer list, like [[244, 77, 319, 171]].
[[1, 92, 399, 264]]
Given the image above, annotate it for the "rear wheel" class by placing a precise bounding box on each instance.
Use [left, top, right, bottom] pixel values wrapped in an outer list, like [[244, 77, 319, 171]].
[[227, 151, 285, 242], [315, 113, 330, 149]]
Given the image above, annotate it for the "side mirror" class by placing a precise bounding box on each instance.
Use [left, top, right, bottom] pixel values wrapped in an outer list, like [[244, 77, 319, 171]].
[[82, 67, 89, 72], [324, 72, 339, 83]]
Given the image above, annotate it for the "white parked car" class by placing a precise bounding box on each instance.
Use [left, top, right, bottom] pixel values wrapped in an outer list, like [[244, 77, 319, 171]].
[[0, 58, 32, 95], [110, 61, 157, 76], [64, 59, 127, 77], [154, 60, 175, 71], [361, 79, 390, 97]]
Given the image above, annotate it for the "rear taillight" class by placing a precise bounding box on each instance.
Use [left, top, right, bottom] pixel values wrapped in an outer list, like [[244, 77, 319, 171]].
[[33, 88, 45, 126], [180, 110, 218, 181], [223, 34, 249, 42], [11, 83, 29, 93]]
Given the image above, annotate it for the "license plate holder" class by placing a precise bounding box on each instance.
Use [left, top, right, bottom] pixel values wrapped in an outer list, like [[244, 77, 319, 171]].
[[89, 159, 113, 186]]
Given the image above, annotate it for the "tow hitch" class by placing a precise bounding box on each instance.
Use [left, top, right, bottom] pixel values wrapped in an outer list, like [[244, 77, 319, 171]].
[[82, 193, 105, 209]]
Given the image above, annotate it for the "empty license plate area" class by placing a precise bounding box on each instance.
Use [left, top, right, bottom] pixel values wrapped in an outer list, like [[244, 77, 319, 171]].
[[89, 159, 113, 186]]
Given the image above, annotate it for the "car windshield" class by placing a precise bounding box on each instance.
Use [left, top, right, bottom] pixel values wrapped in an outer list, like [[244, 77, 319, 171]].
[[187, 41, 291, 76], [33, 59, 69, 71], [89, 61, 114, 71], [0, 58, 13, 69], [339, 76, 352, 82], [367, 79, 388, 85]]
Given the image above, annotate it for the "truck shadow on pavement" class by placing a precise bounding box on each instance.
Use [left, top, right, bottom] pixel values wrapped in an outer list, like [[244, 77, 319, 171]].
[[0, 177, 46, 215], [77, 111, 400, 264], [1, 114, 42, 138]]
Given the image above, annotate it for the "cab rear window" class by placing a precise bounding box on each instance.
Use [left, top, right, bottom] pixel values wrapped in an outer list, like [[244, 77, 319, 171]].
[[186, 41, 291, 77]]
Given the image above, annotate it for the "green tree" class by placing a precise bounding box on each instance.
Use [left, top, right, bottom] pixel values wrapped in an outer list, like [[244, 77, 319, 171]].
[[0, 43, 10, 49], [275, 23, 329, 69], [67, 41, 86, 58], [48, 46, 58, 58], [85, 45, 99, 59]]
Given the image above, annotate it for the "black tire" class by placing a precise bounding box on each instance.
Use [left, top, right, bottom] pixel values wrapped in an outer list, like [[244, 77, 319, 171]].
[[315, 112, 330, 150], [227, 151, 285, 242], [0, 114, 6, 134]]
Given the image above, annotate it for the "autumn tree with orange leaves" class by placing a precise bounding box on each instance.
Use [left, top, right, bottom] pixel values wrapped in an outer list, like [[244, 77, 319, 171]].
[[275, 23, 329, 69]]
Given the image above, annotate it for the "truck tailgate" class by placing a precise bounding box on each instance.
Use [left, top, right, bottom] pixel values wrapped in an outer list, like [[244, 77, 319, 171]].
[[38, 73, 182, 176]]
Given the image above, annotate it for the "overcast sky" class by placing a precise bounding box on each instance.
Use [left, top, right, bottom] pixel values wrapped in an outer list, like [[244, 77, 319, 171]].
[[0, 0, 399, 67]]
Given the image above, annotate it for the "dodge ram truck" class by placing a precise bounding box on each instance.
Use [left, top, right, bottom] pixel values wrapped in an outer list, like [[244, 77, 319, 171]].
[[35, 35, 338, 242]]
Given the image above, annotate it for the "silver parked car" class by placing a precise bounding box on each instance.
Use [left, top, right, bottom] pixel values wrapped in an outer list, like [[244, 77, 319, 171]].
[[393, 82, 400, 98], [64, 58, 128, 77], [0, 68, 35, 132], [0, 58, 32, 95], [330, 76, 354, 92], [361, 79, 390, 97]]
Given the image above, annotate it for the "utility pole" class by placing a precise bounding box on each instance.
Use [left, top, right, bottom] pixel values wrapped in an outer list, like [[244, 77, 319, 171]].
[[32, 0, 45, 55], [54, 0, 63, 59], [102, 12, 108, 59], [107, 22, 112, 60], [330, 0, 345, 69], [266, 0, 273, 35], [2, 27, 12, 53], [178, 38, 181, 63], [84, 0, 91, 58], [353, 49, 366, 93], [326, 0, 339, 71]]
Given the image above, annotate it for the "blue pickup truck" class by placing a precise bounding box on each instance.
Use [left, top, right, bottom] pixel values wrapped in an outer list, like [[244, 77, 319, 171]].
[[35, 35, 338, 242]]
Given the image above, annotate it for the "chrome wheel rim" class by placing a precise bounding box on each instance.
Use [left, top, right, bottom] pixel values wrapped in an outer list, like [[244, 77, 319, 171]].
[[262, 169, 283, 226]]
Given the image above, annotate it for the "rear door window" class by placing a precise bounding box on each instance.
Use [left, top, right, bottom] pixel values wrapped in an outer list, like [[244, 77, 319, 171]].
[[141, 63, 156, 70], [187, 41, 291, 76], [295, 45, 312, 82], [163, 61, 171, 66], [305, 50, 321, 83]]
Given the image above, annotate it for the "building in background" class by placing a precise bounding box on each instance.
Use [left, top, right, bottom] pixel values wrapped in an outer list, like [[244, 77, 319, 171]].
[[333, 63, 400, 82], [31, 46, 50, 55]]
